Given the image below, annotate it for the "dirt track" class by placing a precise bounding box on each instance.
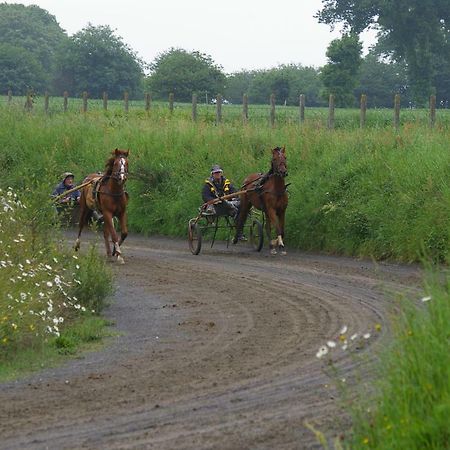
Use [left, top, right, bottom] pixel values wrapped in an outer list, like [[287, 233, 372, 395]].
[[0, 233, 422, 449]]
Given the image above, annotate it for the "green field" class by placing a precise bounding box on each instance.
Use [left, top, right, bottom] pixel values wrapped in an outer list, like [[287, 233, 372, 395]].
[[3, 94, 450, 130]]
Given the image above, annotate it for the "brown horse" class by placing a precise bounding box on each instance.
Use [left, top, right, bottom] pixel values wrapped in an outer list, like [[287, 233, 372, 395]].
[[74, 148, 129, 264], [234, 146, 288, 254]]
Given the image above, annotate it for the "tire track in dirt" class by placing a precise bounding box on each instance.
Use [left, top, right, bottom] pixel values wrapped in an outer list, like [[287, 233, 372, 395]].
[[0, 234, 422, 449]]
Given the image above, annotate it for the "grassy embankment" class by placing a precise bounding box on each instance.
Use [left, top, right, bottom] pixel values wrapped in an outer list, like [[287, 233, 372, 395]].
[[0, 105, 448, 447]]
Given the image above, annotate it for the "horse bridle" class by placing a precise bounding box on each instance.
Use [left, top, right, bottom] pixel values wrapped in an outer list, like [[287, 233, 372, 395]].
[[271, 149, 288, 177], [111, 156, 128, 182]]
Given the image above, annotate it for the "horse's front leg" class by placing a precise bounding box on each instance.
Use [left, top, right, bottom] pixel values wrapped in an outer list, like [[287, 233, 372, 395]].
[[265, 208, 279, 255], [108, 214, 124, 264], [277, 209, 287, 255]]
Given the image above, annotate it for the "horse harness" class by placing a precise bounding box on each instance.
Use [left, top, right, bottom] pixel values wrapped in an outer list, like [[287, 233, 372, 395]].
[[249, 173, 289, 215], [87, 176, 127, 212]]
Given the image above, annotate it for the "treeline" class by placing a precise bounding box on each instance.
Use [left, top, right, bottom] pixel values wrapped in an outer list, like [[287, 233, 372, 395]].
[[1, 3, 449, 108]]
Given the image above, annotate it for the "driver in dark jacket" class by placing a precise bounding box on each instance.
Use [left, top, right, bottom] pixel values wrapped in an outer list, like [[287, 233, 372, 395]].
[[202, 164, 239, 217]]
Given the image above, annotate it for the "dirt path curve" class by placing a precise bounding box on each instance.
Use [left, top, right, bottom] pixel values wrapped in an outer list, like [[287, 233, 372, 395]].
[[0, 233, 423, 450]]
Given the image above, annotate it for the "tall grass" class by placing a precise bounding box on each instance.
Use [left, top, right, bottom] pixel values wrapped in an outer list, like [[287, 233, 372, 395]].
[[1, 106, 449, 262], [349, 273, 450, 449], [0, 184, 113, 366]]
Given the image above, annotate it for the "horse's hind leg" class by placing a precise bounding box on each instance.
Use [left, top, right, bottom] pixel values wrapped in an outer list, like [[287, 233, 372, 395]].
[[233, 198, 251, 244], [118, 211, 128, 246], [102, 212, 113, 258], [74, 202, 90, 251]]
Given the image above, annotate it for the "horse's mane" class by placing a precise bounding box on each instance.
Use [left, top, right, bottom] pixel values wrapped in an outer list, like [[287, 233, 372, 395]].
[[104, 156, 115, 176]]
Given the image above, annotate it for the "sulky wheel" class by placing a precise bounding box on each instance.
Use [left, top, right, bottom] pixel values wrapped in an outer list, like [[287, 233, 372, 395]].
[[250, 219, 264, 252], [188, 220, 202, 255]]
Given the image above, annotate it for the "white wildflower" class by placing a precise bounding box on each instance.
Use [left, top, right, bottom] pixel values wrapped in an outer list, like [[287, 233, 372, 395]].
[[316, 346, 329, 358]]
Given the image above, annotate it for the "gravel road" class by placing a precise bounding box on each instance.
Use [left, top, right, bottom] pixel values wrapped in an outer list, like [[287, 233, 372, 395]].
[[0, 233, 422, 449]]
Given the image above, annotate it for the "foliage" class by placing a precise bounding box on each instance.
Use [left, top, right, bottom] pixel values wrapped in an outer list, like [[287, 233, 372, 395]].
[[1, 106, 450, 265], [145, 48, 226, 102], [321, 34, 363, 107], [0, 3, 68, 94], [316, 0, 450, 105], [55, 24, 144, 99], [0, 185, 113, 362], [0, 43, 48, 93], [349, 276, 450, 449], [247, 64, 324, 106], [224, 70, 256, 104], [354, 54, 410, 107]]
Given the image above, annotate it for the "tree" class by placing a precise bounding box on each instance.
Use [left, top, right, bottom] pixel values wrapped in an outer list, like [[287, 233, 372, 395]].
[[231, 65, 323, 106], [354, 54, 409, 107], [0, 44, 47, 93], [224, 71, 255, 104], [146, 48, 225, 102], [320, 34, 363, 107], [56, 24, 144, 99], [316, 0, 450, 104], [0, 3, 68, 93]]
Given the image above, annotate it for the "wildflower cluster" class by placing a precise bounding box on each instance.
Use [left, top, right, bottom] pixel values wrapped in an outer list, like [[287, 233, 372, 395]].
[[0, 188, 91, 355], [315, 324, 382, 360]]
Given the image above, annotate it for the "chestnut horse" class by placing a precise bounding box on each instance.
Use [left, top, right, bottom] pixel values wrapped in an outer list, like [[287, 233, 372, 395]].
[[74, 148, 129, 264], [234, 146, 288, 254]]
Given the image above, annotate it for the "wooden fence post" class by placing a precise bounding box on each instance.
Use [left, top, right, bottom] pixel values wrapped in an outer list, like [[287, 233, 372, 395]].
[[192, 93, 197, 122], [328, 94, 335, 129], [299, 94, 305, 123], [103, 92, 108, 110], [360, 94, 367, 128], [429, 95, 436, 128], [243, 94, 249, 124], [124, 91, 129, 113], [7, 89, 12, 104], [44, 91, 49, 114], [145, 93, 151, 111], [25, 91, 33, 111], [394, 93, 400, 130], [82, 91, 88, 112], [169, 93, 174, 114], [216, 94, 222, 124], [270, 93, 275, 127], [63, 91, 68, 112]]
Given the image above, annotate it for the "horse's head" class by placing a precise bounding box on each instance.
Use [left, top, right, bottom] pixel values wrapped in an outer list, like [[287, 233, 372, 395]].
[[271, 146, 287, 177], [110, 148, 129, 184]]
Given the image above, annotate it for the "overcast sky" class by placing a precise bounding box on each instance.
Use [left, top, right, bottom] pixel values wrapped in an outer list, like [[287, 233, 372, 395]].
[[5, 0, 377, 73]]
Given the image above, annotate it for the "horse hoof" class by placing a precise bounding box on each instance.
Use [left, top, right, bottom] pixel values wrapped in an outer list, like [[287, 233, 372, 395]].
[[270, 248, 278, 255], [280, 247, 287, 255], [117, 255, 125, 265]]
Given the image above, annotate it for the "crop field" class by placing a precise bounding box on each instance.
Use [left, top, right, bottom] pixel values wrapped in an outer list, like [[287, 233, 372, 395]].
[[3, 94, 450, 129]]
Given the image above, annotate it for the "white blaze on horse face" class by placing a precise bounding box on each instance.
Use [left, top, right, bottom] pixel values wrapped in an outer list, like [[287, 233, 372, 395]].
[[119, 157, 127, 181]]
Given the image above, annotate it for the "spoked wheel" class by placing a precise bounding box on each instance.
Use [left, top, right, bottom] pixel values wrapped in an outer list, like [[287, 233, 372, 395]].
[[188, 220, 202, 255], [250, 219, 264, 252]]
